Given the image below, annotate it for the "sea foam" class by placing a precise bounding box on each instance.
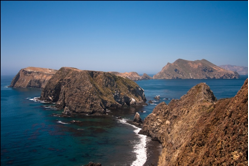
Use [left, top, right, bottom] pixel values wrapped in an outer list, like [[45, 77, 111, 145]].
[[117, 118, 147, 166], [27, 97, 49, 103], [57, 121, 68, 125]]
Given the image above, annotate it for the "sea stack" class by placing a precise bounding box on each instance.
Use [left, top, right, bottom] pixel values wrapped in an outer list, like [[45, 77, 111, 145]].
[[40, 67, 146, 115], [153, 59, 239, 79], [9, 67, 57, 88], [140, 79, 248, 165]]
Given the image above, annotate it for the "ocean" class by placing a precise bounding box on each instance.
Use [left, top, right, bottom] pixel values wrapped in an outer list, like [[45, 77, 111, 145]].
[[1, 75, 247, 166]]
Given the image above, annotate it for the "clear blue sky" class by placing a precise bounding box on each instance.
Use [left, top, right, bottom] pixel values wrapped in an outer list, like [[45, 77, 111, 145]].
[[1, 1, 248, 75]]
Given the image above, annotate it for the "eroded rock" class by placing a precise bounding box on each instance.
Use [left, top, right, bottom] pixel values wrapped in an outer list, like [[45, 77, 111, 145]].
[[40, 67, 146, 115], [9, 67, 57, 88], [140, 79, 248, 166]]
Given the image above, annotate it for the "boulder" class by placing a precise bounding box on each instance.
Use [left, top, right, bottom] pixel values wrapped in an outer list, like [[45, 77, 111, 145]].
[[154, 95, 160, 100], [133, 112, 142, 124]]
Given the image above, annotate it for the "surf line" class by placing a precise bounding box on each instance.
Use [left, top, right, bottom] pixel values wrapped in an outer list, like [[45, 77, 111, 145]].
[[118, 118, 147, 166]]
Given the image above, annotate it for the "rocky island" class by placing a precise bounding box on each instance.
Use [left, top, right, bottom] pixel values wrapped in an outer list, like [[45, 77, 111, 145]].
[[153, 59, 239, 79], [109, 71, 152, 81], [9, 67, 57, 88], [140, 79, 248, 165], [40, 67, 146, 115]]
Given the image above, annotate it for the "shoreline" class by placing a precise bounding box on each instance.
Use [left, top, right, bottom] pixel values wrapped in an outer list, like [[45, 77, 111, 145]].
[[143, 137, 162, 166]]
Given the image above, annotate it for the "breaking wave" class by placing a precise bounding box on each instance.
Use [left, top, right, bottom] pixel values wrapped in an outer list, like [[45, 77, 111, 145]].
[[117, 118, 147, 166], [57, 121, 68, 125]]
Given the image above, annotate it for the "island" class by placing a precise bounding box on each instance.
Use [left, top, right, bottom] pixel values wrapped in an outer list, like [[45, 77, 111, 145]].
[[153, 59, 239, 79], [9, 67, 57, 88], [39, 67, 147, 115], [219, 64, 248, 75]]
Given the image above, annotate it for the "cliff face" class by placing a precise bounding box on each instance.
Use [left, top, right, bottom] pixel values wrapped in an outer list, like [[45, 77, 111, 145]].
[[153, 59, 239, 79], [219, 65, 248, 75], [109, 72, 152, 81], [9, 67, 57, 88], [40, 67, 146, 115], [140, 79, 248, 166]]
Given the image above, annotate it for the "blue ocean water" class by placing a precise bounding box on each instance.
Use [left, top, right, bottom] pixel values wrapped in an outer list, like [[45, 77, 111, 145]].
[[1, 75, 247, 166]]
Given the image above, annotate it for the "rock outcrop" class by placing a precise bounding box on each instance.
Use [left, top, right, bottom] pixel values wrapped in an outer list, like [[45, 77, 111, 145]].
[[9, 67, 57, 88], [133, 112, 143, 124], [153, 59, 239, 79], [84, 162, 101, 166], [219, 64, 248, 75], [40, 67, 146, 115], [109, 71, 152, 81], [140, 79, 248, 166]]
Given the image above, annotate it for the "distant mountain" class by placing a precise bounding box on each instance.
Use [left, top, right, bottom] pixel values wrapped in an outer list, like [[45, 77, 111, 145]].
[[109, 71, 152, 81], [219, 65, 248, 75], [153, 59, 239, 79]]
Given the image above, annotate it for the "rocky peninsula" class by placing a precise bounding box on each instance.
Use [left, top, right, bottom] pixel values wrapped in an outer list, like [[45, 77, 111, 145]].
[[9, 67, 57, 88], [153, 59, 239, 79], [109, 71, 152, 81], [140, 79, 248, 165], [40, 67, 146, 115]]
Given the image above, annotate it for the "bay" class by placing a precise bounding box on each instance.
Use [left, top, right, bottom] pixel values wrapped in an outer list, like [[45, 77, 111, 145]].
[[1, 75, 247, 166]]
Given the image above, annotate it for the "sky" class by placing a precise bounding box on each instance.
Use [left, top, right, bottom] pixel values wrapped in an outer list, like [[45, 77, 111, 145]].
[[1, 1, 248, 75]]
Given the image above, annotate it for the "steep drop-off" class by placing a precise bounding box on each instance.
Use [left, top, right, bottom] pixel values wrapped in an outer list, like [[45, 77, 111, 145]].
[[40, 67, 146, 115], [9, 67, 57, 88], [153, 59, 239, 79], [140, 79, 247, 166]]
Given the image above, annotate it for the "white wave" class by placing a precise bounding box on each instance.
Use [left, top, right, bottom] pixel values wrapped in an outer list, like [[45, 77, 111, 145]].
[[117, 118, 147, 166], [150, 103, 157, 105], [27, 97, 50, 103], [57, 121, 68, 125]]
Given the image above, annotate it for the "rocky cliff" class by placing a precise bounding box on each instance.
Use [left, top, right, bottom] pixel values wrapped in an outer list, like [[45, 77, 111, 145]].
[[140, 79, 248, 166], [109, 72, 152, 81], [9, 67, 57, 88], [219, 65, 248, 75], [153, 59, 239, 79], [40, 67, 146, 115]]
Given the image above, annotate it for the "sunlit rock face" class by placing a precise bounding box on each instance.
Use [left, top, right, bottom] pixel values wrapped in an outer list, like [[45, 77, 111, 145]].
[[140, 79, 247, 166], [153, 59, 239, 79], [40, 67, 146, 115], [9, 67, 57, 88]]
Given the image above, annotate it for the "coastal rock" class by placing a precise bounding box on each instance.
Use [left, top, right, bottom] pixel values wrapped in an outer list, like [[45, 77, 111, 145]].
[[9, 67, 57, 88], [154, 95, 160, 100], [109, 71, 152, 81], [40, 67, 146, 115], [140, 79, 248, 165], [133, 112, 143, 124], [153, 59, 239, 79], [84, 162, 101, 166], [141, 73, 152, 80]]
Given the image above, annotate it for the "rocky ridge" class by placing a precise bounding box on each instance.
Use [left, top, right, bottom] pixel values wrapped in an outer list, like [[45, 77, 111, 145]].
[[9, 67, 57, 88], [109, 71, 152, 81], [140, 79, 248, 165], [40, 67, 146, 115], [153, 59, 239, 79]]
